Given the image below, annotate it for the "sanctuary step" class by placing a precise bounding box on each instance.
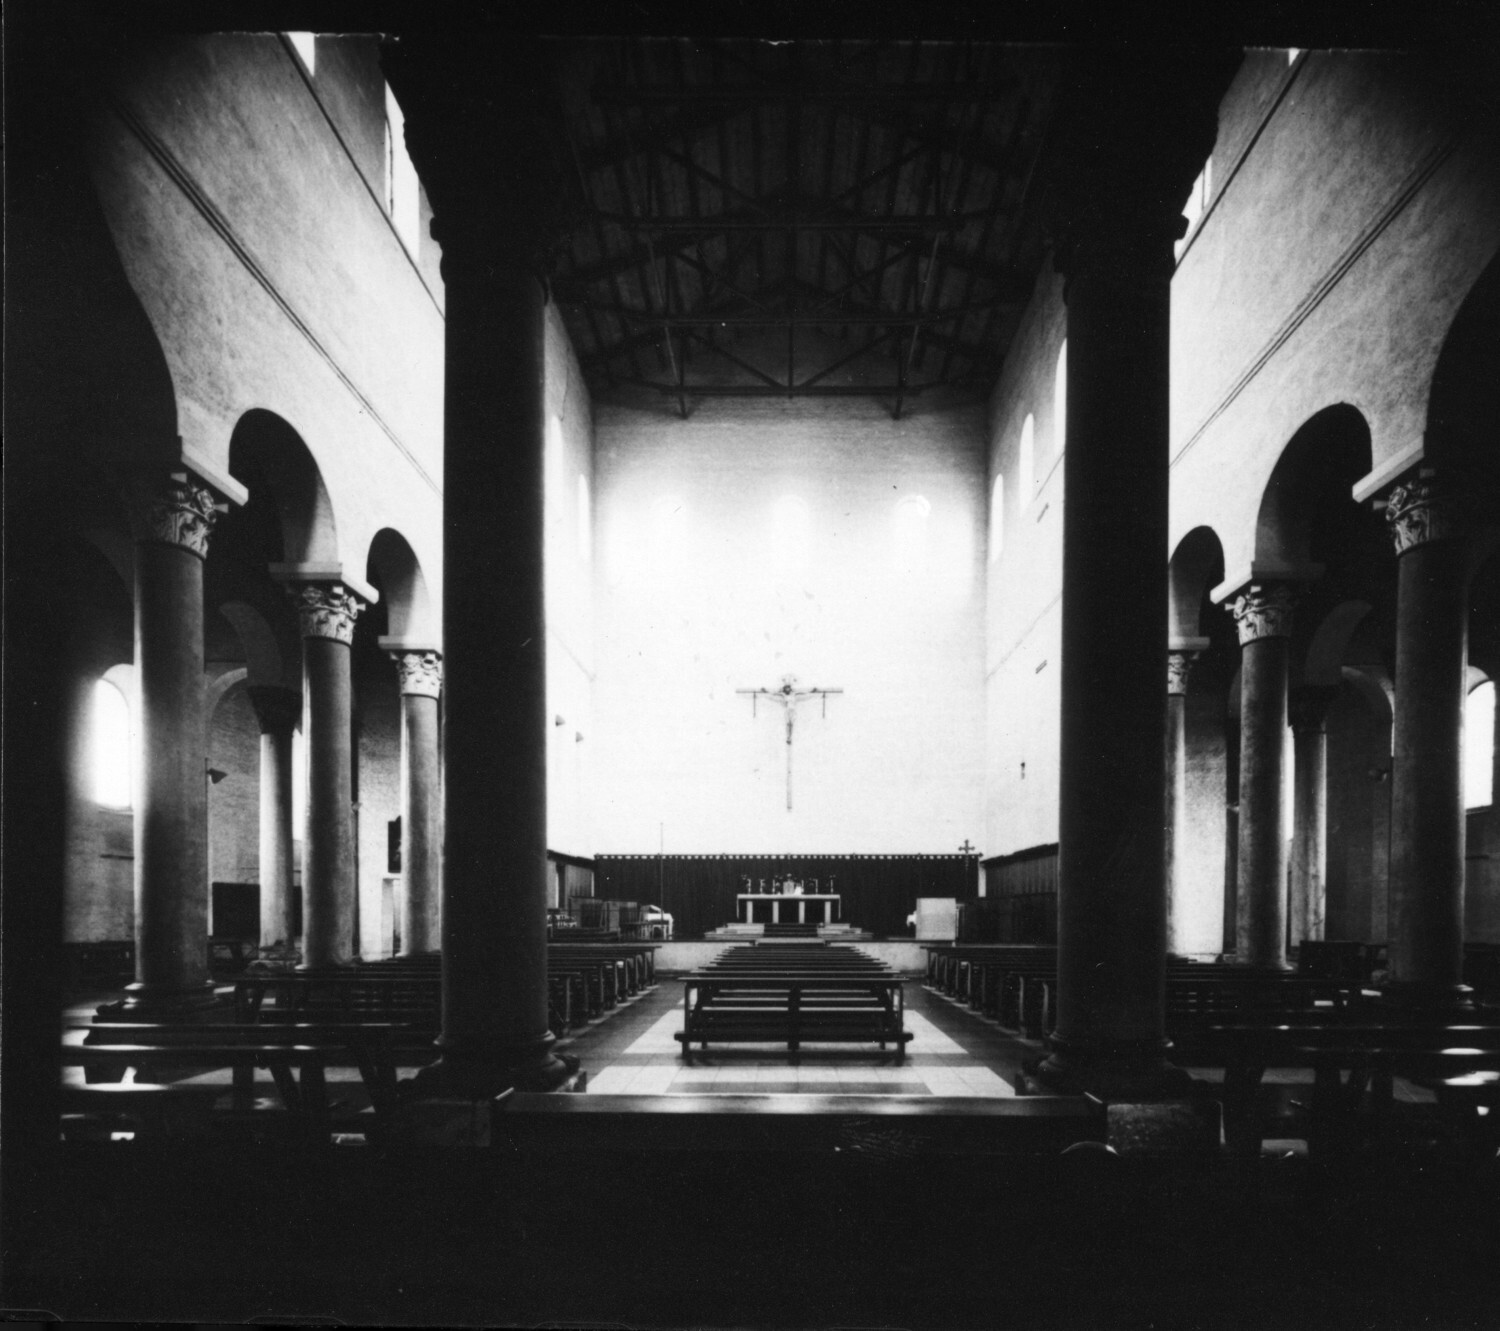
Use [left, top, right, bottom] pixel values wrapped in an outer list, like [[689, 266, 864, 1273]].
[[764, 922, 819, 938]]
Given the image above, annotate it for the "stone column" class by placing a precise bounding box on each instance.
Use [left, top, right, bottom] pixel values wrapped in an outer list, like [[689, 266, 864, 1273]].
[[389, 649, 442, 956], [1384, 471, 1473, 1009], [247, 685, 301, 954], [283, 582, 364, 970], [1035, 212, 1187, 1098], [410, 231, 572, 1097], [1228, 582, 1298, 970], [1289, 685, 1338, 950], [1164, 648, 1201, 956], [116, 472, 223, 1013]]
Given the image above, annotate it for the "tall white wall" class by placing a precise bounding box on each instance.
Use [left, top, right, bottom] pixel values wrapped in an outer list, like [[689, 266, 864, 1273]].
[[591, 395, 987, 854]]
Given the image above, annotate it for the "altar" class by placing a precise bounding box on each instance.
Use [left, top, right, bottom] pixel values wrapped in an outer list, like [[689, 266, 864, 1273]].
[[738, 893, 841, 926]]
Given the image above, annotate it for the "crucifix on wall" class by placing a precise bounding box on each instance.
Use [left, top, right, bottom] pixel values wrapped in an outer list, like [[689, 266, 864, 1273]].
[[737, 674, 843, 810]]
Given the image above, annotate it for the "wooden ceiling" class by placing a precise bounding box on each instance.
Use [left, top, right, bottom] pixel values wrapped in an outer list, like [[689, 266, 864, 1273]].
[[543, 40, 1062, 417]]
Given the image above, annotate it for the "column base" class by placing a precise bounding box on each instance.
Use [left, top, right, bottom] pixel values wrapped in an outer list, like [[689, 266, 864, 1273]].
[[1376, 981, 1475, 1018], [95, 981, 223, 1023], [1023, 1034, 1197, 1101], [405, 1033, 580, 1102]]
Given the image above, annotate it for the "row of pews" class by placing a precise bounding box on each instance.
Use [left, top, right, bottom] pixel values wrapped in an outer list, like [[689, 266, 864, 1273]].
[[675, 942, 912, 1064], [924, 942, 1500, 1157], [61, 941, 659, 1145]]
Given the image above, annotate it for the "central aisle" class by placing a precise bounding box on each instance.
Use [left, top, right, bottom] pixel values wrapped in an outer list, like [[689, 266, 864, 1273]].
[[555, 977, 1035, 1097]]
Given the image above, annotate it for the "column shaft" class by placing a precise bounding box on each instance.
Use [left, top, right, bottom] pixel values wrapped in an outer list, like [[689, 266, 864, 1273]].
[[1164, 685, 1189, 956], [132, 537, 211, 998], [399, 688, 441, 955], [114, 473, 221, 1015], [248, 685, 300, 953], [260, 725, 296, 948], [1045, 250, 1173, 1093], [1289, 688, 1334, 949], [434, 256, 567, 1091], [302, 636, 355, 968], [1389, 533, 1469, 994], [1237, 634, 1291, 968]]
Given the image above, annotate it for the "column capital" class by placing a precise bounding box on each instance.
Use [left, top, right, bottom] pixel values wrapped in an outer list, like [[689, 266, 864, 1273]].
[[1288, 684, 1340, 734], [390, 649, 443, 699], [1384, 469, 1467, 555], [1228, 582, 1299, 645], [246, 684, 302, 734], [126, 471, 225, 559], [283, 581, 367, 645], [1166, 649, 1202, 696]]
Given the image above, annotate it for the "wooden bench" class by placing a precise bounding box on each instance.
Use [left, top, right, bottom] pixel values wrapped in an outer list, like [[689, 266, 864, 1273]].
[[492, 1089, 1108, 1156], [676, 972, 911, 1064], [231, 972, 440, 1025], [74, 1020, 441, 1138], [1182, 1019, 1500, 1156]]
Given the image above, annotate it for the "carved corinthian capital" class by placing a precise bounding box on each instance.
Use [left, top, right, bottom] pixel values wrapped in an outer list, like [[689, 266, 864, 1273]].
[[1228, 582, 1297, 646], [391, 649, 443, 699], [130, 473, 221, 559], [1166, 650, 1199, 696], [1385, 472, 1465, 555], [286, 582, 366, 645]]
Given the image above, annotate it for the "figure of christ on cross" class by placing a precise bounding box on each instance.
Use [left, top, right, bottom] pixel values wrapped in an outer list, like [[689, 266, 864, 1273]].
[[737, 674, 843, 810]]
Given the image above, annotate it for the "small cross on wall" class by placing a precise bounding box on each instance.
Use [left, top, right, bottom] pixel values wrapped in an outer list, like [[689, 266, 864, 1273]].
[[958, 839, 976, 856]]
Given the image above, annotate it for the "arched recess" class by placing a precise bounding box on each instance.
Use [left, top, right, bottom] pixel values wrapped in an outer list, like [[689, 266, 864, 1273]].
[[366, 529, 436, 645], [227, 409, 339, 566], [1425, 253, 1500, 510], [361, 529, 437, 958], [1251, 404, 1373, 578], [1167, 526, 1234, 957]]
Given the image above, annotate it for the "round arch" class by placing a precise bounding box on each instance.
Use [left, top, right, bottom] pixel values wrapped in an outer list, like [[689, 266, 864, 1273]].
[[366, 528, 436, 644], [228, 409, 339, 565], [1251, 404, 1373, 574]]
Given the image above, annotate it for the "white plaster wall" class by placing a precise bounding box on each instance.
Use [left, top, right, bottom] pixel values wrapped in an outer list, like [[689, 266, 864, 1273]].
[[546, 303, 597, 859], [86, 34, 444, 613], [984, 268, 1067, 857], [591, 395, 987, 853], [1169, 52, 1500, 574]]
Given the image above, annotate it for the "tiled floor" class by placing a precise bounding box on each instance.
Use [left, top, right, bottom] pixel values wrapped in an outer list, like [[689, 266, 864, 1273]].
[[556, 976, 1037, 1097]]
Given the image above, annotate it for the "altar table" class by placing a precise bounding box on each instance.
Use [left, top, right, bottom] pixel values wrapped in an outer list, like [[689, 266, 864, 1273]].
[[737, 894, 841, 926]]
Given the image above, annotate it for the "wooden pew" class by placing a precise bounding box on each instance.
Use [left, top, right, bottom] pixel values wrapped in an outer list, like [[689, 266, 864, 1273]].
[[1182, 1019, 1500, 1156], [73, 1020, 441, 1139], [492, 1089, 1109, 1156], [675, 972, 911, 1065]]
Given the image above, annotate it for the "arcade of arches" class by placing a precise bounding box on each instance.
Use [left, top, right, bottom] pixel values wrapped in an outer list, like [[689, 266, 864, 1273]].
[[5, 15, 1500, 1326]]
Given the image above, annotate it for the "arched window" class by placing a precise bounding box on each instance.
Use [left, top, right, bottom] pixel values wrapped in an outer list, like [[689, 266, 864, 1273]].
[[893, 494, 931, 576], [90, 675, 133, 808], [770, 495, 811, 576], [1467, 679, 1495, 809], [988, 474, 1005, 563], [1017, 414, 1035, 509], [1053, 340, 1067, 457]]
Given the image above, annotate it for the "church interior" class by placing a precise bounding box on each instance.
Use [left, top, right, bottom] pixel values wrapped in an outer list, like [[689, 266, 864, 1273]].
[[6, 5, 1500, 1326]]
